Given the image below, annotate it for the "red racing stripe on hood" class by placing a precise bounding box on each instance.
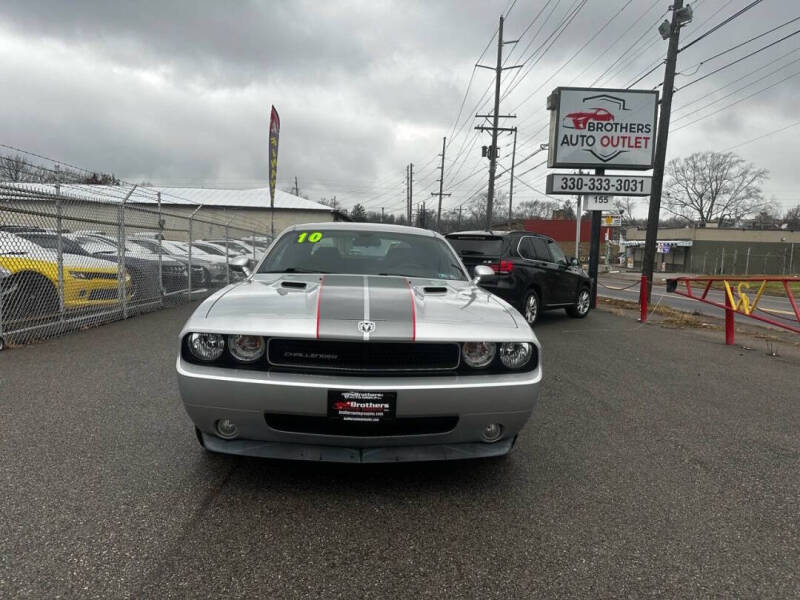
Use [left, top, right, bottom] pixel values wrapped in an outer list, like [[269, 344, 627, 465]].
[[405, 277, 416, 341], [315, 275, 325, 339]]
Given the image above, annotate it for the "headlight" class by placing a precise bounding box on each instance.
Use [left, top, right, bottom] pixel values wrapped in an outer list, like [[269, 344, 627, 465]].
[[462, 342, 496, 368], [187, 332, 225, 361], [227, 334, 265, 363], [499, 342, 533, 369]]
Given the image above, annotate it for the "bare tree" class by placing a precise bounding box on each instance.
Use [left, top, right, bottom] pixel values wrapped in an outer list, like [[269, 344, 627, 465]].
[[613, 197, 640, 225], [1, 154, 29, 181], [663, 151, 769, 225], [515, 198, 558, 219], [782, 204, 800, 229]]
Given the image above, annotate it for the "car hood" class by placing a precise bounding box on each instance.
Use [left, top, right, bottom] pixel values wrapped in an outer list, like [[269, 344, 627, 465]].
[[182, 274, 532, 343]]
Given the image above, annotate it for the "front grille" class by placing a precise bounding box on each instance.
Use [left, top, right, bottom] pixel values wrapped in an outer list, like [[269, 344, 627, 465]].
[[83, 272, 118, 280], [265, 413, 459, 436], [267, 339, 460, 372], [88, 288, 119, 300]]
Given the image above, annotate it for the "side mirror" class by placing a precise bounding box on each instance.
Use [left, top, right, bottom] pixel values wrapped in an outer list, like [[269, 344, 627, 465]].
[[473, 264, 495, 284], [230, 255, 255, 277]]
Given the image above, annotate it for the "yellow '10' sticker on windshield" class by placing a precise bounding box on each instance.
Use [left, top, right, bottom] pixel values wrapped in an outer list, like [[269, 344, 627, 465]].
[[296, 231, 323, 243]]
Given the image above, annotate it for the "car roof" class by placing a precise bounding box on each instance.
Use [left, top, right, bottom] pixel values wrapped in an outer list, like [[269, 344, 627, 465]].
[[446, 230, 552, 240], [445, 230, 512, 237], [284, 222, 439, 238]]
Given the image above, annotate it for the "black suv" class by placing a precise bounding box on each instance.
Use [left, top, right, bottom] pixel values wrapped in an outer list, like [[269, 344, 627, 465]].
[[446, 230, 592, 325]]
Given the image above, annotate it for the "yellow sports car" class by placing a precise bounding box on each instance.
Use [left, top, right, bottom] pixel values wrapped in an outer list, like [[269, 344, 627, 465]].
[[0, 232, 130, 325]]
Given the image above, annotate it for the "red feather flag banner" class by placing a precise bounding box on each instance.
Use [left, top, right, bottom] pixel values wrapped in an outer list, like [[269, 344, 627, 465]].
[[268, 105, 280, 234]]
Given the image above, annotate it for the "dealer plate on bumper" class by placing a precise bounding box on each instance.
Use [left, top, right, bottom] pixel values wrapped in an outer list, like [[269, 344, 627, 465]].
[[327, 390, 397, 424]]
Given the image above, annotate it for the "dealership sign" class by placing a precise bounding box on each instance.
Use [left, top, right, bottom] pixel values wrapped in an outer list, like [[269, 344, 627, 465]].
[[546, 173, 652, 196], [546, 87, 658, 170], [582, 195, 613, 211]]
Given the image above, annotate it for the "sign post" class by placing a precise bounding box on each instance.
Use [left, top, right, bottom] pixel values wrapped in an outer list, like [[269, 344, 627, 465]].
[[546, 87, 658, 308], [588, 169, 603, 308]]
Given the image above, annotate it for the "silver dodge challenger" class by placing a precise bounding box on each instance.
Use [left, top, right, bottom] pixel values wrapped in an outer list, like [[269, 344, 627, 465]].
[[176, 222, 542, 463]]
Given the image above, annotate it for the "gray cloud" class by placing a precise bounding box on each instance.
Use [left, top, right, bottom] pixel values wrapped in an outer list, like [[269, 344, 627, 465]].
[[1, 0, 798, 217]]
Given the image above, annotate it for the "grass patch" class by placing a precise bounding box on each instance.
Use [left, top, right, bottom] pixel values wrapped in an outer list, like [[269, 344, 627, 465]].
[[598, 297, 718, 329]]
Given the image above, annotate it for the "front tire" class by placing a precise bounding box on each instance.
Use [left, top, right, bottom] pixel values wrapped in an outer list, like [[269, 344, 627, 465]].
[[2, 273, 59, 325], [566, 287, 591, 318], [523, 289, 540, 325]]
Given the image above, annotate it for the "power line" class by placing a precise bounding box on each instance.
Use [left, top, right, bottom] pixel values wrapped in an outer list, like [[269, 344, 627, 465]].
[[672, 46, 800, 114], [672, 69, 800, 131], [590, 4, 667, 86], [678, 28, 800, 91], [506, 0, 631, 108], [672, 55, 800, 122], [612, 0, 738, 89], [496, 0, 566, 99], [723, 120, 800, 151], [680, 15, 800, 73], [568, 0, 663, 85], [679, 0, 766, 53], [503, 0, 590, 106]]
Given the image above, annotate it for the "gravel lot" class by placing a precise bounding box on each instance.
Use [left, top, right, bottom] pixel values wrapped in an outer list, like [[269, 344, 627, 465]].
[[1, 302, 798, 598]]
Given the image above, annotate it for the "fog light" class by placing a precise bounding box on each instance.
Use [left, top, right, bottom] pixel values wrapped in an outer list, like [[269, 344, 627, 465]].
[[215, 419, 239, 439], [482, 423, 503, 443]]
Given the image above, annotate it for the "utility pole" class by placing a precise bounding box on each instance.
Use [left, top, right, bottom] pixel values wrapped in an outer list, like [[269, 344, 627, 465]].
[[457, 206, 463, 229], [293, 176, 299, 197], [476, 15, 521, 230], [574, 195, 582, 261], [405, 165, 409, 224], [507, 127, 517, 228], [574, 168, 584, 261], [588, 168, 604, 309], [642, 0, 689, 300], [380, 207, 385, 223], [406, 163, 414, 225], [432, 137, 451, 231], [422, 201, 426, 229]]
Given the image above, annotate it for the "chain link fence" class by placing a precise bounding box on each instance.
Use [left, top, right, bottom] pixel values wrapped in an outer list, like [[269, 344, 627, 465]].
[[0, 182, 269, 348], [688, 246, 798, 276]]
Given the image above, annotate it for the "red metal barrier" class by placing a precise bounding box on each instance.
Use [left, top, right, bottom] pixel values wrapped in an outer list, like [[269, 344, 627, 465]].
[[666, 276, 800, 344]]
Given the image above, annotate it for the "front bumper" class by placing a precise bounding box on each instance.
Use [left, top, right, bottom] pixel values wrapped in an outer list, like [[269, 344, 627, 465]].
[[199, 431, 516, 463], [177, 358, 541, 462]]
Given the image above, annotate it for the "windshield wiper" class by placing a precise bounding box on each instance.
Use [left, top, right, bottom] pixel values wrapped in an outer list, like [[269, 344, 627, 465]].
[[261, 267, 328, 274]]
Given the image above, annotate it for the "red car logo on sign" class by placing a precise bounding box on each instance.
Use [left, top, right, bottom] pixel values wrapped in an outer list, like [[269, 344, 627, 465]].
[[563, 107, 614, 130]]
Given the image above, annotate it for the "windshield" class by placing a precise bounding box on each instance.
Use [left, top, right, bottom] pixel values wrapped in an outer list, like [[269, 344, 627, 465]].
[[193, 242, 226, 256], [258, 229, 467, 280], [208, 240, 249, 253], [17, 233, 87, 255], [446, 235, 505, 257]]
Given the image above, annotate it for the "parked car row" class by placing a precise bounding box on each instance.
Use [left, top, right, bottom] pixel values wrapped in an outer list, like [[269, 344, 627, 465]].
[[0, 228, 271, 329]]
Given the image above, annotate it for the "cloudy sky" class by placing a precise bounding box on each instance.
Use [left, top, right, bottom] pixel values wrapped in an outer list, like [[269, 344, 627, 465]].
[[1, 0, 798, 218]]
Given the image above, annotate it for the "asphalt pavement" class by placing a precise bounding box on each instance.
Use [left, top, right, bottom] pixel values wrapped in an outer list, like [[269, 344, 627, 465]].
[[1, 302, 799, 598]]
